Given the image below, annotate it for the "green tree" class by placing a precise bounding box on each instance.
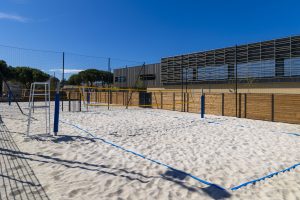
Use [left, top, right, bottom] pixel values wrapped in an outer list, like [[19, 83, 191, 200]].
[[67, 69, 113, 86], [67, 74, 82, 85], [0, 60, 9, 76], [78, 69, 99, 86], [14, 67, 50, 88], [0, 60, 15, 79], [0, 60, 16, 96], [50, 76, 60, 90]]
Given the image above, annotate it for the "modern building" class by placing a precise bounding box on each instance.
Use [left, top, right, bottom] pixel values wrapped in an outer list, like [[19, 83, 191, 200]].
[[114, 35, 300, 93], [160, 35, 300, 93], [113, 63, 161, 88]]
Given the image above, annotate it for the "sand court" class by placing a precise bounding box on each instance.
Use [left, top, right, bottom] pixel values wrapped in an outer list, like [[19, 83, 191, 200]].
[[1, 102, 300, 199], [60, 108, 300, 188]]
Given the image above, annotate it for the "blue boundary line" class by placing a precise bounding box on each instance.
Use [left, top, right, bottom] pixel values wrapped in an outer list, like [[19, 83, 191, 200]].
[[231, 162, 300, 190], [60, 120, 300, 191], [60, 120, 225, 190], [286, 133, 300, 137]]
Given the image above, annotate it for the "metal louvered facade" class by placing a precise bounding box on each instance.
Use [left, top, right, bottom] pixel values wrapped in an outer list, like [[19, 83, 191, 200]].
[[113, 63, 161, 88], [161, 35, 300, 85]]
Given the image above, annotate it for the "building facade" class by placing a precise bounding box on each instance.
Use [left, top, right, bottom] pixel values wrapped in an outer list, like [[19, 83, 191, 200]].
[[160, 35, 300, 93], [114, 35, 300, 93], [113, 63, 161, 88]]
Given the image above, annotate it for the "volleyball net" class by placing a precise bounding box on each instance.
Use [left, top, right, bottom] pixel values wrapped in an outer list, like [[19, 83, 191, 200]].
[[65, 86, 205, 112]]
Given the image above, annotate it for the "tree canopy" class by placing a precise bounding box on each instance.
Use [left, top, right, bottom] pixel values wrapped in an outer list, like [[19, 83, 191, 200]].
[[13, 67, 50, 88], [0, 59, 58, 89], [0, 59, 112, 90], [67, 69, 113, 86], [0, 60, 14, 79]]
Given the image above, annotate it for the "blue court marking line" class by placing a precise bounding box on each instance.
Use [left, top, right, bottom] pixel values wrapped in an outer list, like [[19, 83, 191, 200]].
[[286, 133, 300, 137], [60, 120, 225, 190], [231, 162, 300, 190], [207, 121, 222, 125]]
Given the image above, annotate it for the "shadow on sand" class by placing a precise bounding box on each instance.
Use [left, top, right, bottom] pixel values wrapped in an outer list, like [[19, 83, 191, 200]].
[[0, 147, 155, 184], [2, 131, 233, 199], [162, 170, 231, 200], [29, 134, 96, 143]]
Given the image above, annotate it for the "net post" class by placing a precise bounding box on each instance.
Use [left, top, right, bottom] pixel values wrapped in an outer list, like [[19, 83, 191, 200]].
[[8, 91, 12, 106], [201, 88, 205, 118], [79, 94, 82, 112], [53, 82, 60, 136]]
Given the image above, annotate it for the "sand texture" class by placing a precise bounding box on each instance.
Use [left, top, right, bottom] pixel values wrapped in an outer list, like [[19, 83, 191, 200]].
[[1, 102, 300, 200]]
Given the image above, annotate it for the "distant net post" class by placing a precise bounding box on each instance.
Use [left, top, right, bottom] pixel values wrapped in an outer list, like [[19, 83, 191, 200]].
[[201, 88, 205, 118], [8, 91, 12, 106]]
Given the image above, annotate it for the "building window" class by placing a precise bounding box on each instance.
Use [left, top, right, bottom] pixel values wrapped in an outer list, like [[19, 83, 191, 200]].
[[284, 57, 300, 76], [115, 76, 126, 82], [182, 68, 194, 80], [197, 65, 228, 80], [237, 60, 275, 79], [139, 74, 156, 80]]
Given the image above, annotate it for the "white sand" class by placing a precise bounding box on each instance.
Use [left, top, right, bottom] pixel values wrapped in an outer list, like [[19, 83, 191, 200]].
[[1, 102, 300, 200]]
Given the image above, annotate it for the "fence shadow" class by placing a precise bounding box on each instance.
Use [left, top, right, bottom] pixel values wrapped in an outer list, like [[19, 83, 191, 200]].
[[0, 147, 155, 184], [0, 174, 41, 187]]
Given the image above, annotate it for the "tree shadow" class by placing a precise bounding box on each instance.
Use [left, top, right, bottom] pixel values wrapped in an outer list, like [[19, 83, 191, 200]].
[[162, 170, 231, 200]]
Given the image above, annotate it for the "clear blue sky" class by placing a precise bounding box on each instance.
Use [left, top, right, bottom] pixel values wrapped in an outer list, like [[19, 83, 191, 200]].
[[1, 0, 300, 77]]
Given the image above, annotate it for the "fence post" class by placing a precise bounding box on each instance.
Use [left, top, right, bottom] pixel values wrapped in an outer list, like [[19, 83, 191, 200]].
[[187, 93, 189, 112], [115, 91, 118, 104], [222, 93, 224, 116], [239, 93, 242, 118], [95, 91, 98, 103], [271, 94, 275, 122], [79, 94, 81, 112], [173, 92, 175, 111], [244, 94, 247, 118], [183, 92, 185, 112], [126, 90, 129, 108], [122, 91, 125, 105], [161, 92, 163, 109], [68, 92, 71, 112], [108, 90, 110, 110]]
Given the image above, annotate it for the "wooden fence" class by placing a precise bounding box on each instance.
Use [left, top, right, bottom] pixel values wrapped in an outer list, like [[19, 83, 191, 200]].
[[151, 92, 300, 124], [66, 91, 300, 124]]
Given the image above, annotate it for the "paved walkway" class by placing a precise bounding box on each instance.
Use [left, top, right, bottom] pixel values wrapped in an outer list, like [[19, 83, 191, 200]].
[[0, 117, 50, 200]]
